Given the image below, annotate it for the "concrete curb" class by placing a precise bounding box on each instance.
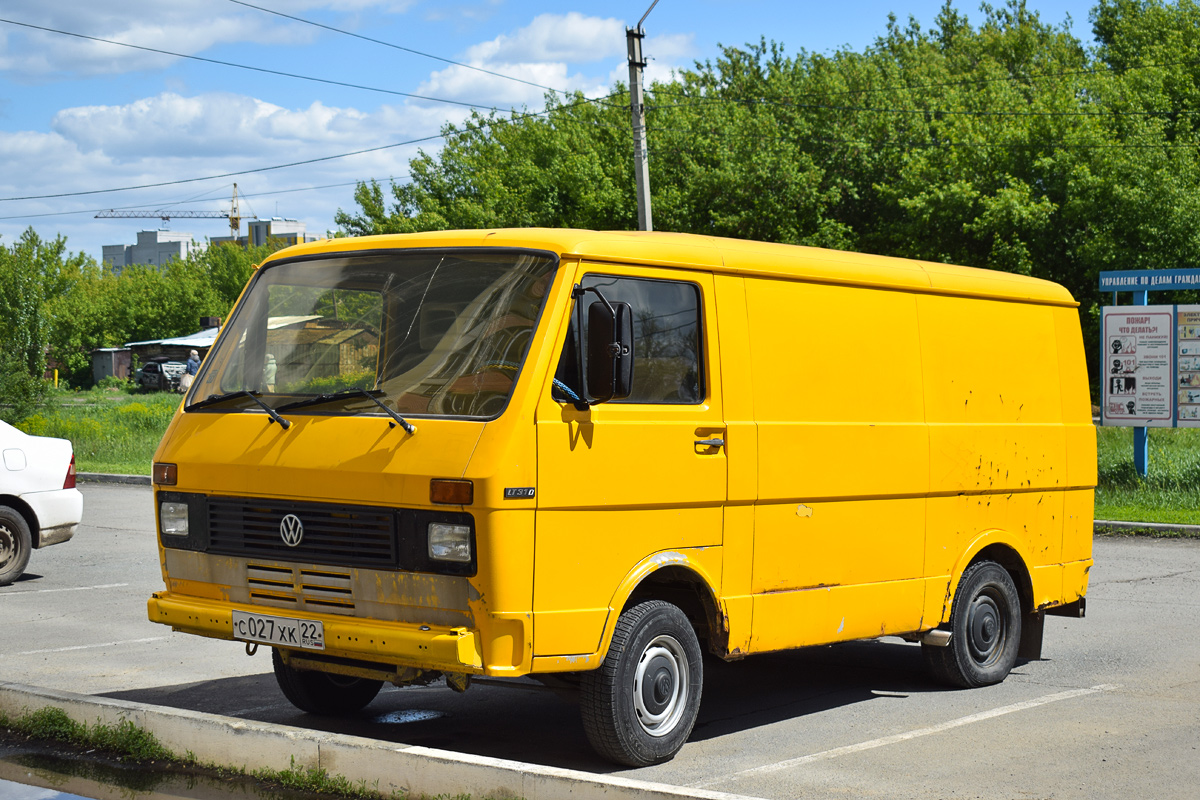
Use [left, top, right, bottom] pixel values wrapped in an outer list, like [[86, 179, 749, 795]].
[[77, 472, 151, 486], [0, 682, 761, 800], [1093, 519, 1200, 536]]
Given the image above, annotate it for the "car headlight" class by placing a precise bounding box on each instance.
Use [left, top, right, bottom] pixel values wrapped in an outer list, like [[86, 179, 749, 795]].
[[428, 522, 472, 562], [160, 501, 190, 536]]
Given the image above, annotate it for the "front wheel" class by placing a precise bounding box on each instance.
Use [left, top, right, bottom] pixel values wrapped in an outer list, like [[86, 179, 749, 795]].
[[271, 649, 383, 715], [580, 600, 703, 766], [0, 506, 32, 587], [924, 560, 1022, 688]]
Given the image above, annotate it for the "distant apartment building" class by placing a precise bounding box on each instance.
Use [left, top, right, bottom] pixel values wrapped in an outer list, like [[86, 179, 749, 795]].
[[103, 230, 199, 275], [211, 218, 320, 249]]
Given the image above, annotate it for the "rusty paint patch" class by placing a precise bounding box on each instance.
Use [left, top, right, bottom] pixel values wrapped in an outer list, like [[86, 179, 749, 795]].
[[758, 583, 840, 594]]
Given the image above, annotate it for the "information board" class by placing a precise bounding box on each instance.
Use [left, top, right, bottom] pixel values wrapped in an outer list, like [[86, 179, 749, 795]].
[[1101, 305, 1174, 427], [1177, 305, 1200, 427]]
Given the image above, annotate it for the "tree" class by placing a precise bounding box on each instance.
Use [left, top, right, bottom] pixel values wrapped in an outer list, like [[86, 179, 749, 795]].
[[44, 239, 281, 387], [0, 229, 96, 418], [335, 0, 1200, 382]]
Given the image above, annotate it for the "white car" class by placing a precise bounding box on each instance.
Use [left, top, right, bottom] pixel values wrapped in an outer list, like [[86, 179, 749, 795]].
[[0, 421, 83, 586]]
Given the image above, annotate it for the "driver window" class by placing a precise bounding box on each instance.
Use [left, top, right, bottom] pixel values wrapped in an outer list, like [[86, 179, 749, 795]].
[[553, 275, 703, 405]]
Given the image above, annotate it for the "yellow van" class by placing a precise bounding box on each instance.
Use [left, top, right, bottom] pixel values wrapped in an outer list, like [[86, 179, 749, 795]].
[[148, 229, 1094, 766]]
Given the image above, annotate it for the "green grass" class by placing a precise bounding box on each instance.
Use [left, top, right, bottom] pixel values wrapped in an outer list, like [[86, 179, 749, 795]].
[[16, 385, 179, 475], [0, 706, 465, 799], [1096, 426, 1200, 526], [0, 707, 171, 762]]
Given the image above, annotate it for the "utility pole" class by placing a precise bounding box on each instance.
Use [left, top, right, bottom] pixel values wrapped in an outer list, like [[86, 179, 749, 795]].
[[627, 0, 660, 231]]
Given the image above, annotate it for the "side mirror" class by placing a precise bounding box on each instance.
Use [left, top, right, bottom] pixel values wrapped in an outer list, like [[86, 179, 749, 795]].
[[586, 300, 634, 402]]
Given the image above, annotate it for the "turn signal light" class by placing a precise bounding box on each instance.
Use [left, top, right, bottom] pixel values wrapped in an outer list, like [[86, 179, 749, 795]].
[[153, 462, 178, 486], [430, 479, 473, 505]]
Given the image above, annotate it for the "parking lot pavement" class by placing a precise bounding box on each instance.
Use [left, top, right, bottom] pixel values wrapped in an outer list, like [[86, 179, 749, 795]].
[[3, 483, 1198, 799]]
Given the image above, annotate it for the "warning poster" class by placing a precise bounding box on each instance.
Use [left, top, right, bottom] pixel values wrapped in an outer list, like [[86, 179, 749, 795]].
[[1177, 305, 1200, 427], [1102, 306, 1174, 427]]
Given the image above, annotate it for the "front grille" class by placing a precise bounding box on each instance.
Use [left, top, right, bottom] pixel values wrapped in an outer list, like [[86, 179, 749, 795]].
[[207, 497, 398, 569], [247, 562, 355, 615]]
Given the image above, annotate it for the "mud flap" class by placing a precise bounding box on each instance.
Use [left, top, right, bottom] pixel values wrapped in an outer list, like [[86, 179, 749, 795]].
[[1018, 609, 1044, 660]]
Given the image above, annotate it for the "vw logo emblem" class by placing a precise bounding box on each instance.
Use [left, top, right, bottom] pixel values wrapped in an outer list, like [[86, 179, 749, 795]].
[[279, 514, 304, 547]]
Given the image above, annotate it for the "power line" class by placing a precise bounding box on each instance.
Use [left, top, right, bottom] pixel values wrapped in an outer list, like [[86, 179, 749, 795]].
[[0, 179, 412, 222], [226, 0, 569, 97], [0, 16, 501, 111], [651, 56, 1200, 102], [0, 92, 621, 203], [644, 125, 1200, 151], [646, 96, 1200, 119], [0, 135, 441, 202]]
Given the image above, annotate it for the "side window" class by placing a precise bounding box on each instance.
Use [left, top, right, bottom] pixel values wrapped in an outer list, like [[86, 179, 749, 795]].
[[553, 275, 703, 405]]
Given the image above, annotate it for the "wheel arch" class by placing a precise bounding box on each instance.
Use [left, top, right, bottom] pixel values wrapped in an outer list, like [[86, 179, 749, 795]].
[[940, 530, 1035, 625], [600, 551, 726, 660], [0, 496, 40, 548]]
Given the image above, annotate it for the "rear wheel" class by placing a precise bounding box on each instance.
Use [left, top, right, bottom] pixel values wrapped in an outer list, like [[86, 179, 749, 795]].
[[0, 506, 32, 587], [924, 560, 1022, 688], [580, 600, 703, 766], [271, 649, 383, 715]]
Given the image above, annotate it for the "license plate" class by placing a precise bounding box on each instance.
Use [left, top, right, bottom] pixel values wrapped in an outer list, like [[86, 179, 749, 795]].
[[232, 610, 324, 650]]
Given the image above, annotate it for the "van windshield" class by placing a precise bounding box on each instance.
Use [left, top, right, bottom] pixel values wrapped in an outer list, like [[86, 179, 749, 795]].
[[189, 249, 558, 420]]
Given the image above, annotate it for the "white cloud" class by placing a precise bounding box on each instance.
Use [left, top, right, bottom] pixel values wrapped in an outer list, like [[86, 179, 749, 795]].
[[0, 1, 414, 78], [416, 62, 613, 109], [465, 12, 625, 65], [48, 91, 454, 162], [0, 89, 449, 255], [602, 31, 697, 89]]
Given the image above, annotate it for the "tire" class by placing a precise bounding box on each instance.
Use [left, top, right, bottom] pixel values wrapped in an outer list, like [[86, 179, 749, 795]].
[[0, 506, 32, 587], [271, 648, 383, 715], [580, 600, 703, 766], [924, 560, 1023, 688]]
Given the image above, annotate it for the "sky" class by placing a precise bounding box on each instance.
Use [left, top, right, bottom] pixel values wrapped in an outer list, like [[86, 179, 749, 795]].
[[0, 0, 1102, 262]]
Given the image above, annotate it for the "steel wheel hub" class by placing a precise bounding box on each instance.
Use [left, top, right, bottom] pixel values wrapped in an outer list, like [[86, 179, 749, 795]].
[[966, 592, 1004, 666], [633, 634, 689, 737]]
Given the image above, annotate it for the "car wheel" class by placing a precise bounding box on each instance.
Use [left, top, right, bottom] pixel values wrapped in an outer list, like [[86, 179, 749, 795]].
[[0, 506, 33, 587], [580, 600, 704, 766], [271, 648, 383, 715], [924, 560, 1023, 688]]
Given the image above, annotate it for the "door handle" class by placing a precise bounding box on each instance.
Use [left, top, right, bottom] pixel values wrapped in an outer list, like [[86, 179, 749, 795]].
[[695, 438, 725, 448]]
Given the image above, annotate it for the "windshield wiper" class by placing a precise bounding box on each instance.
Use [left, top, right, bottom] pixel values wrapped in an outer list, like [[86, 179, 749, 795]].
[[276, 389, 416, 434], [185, 390, 291, 429]]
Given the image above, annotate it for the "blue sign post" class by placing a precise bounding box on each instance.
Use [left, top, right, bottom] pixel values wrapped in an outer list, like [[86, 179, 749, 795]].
[[1099, 270, 1200, 477]]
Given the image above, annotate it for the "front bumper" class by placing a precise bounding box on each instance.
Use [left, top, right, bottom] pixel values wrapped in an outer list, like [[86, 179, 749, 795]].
[[147, 592, 483, 674]]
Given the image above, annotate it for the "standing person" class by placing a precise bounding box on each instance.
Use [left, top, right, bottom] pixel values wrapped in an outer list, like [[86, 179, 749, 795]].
[[180, 349, 201, 393], [264, 353, 277, 392]]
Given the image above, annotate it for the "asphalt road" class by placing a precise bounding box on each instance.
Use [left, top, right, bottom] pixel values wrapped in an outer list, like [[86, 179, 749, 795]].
[[2, 483, 1198, 799]]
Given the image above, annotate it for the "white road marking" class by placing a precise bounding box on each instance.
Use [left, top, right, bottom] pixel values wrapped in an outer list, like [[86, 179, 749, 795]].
[[690, 684, 1119, 788], [4, 637, 169, 657], [0, 583, 129, 596]]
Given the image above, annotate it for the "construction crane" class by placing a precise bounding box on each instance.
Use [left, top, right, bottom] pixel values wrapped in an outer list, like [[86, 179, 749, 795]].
[[95, 184, 249, 238]]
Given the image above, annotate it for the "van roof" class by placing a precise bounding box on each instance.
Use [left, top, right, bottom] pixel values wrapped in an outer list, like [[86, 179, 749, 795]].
[[262, 228, 1078, 308]]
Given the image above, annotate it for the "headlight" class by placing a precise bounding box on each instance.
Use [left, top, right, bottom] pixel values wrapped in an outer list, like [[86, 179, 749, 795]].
[[428, 522, 472, 562], [160, 501, 190, 536]]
